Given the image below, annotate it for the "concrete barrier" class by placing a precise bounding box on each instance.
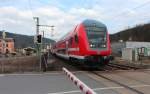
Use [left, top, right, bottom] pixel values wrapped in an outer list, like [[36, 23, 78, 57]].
[[0, 56, 39, 73]]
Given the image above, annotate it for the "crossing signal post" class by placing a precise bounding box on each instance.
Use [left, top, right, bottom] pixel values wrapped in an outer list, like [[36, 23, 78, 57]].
[[33, 17, 54, 72], [34, 34, 42, 71], [33, 17, 42, 71]]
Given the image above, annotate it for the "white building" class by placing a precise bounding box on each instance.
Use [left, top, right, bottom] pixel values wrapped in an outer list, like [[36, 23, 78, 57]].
[[111, 41, 150, 61]]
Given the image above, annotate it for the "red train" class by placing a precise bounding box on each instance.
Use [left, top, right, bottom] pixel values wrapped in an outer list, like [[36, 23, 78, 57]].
[[52, 19, 111, 66]]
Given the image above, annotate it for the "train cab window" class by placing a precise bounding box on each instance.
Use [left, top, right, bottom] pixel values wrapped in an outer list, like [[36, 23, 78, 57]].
[[75, 34, 79, 43], [84, 22, 107, 49]]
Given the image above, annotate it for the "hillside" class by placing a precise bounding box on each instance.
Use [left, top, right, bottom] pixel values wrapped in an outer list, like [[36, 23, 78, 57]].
[[110, 23, 150, 42], [0, 31, 55, 48]]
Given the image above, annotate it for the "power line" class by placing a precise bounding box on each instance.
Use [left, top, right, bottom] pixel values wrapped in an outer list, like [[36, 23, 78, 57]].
[[131, 1, 150, 10], [107, 1, 150, 33], [107, 0, 150, 20], [28, 0, 37, 25], [28, 0, 34, 17]]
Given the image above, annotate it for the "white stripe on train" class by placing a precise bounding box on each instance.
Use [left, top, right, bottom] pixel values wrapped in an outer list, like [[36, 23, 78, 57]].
[[68, 48, 79, 51], [56, 53, 85, 60]]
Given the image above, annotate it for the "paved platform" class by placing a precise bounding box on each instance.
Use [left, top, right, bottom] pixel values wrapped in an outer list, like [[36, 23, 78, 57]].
[[0, 70, 150, 94]]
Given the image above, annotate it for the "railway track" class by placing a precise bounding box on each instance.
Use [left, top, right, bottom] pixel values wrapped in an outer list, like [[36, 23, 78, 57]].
[[107, 62, 142, 70], [107, 63, 131, 70], [96, 62, 143, 71], [50, 54, 144, 72], [90, 71, 144, 94], [52, 57, 148, 94], [52, 57, 147, 94]]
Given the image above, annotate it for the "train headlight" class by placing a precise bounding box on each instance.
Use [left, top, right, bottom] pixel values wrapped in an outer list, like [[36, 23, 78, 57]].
[[102, 44, 106, 47], [104, 56, 107, 59], [90, 44, 93, 47]]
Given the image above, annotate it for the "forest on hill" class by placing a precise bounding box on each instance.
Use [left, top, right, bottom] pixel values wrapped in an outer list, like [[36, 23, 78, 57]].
[[110, 23, 150, 42], [0, 31, 55, 48]]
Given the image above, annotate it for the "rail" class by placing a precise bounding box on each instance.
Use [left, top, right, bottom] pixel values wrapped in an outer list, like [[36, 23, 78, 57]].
[[91, 71, 144, 94], [108, 62, 141, 70]]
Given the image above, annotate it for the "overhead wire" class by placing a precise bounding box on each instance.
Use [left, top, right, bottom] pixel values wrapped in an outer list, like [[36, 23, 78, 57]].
[[27, 0, 150, 35], [107, 0, 150, 20], [107, 0, 150, 33], [28, 0, 37, 24], [28, 0, 56, 38]]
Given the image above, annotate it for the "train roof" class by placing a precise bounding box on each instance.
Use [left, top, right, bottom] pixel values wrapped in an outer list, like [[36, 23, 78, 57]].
[[82, 19, 106, 28]]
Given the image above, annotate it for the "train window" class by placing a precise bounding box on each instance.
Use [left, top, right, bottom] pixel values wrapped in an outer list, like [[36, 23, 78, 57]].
[[74, 26, 77, 32], [75, 34, 79, 43], [69, 37, 73, 44]]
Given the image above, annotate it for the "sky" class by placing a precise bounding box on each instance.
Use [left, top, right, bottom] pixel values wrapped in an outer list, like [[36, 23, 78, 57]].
[[0, 0, 150, 40]]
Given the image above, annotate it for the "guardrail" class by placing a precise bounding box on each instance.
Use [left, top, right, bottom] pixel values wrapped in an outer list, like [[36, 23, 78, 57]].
[[62, 67, 97, 94]]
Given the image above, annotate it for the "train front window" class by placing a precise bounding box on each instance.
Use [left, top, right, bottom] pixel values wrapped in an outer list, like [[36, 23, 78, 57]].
[[85, 26, 107, 49]]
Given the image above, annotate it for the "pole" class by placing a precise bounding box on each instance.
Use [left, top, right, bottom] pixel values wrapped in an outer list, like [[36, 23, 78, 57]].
[[34, 17, 39, 35], [43, 31, 44, 50], [33, 17, 40, 55], [2, 31, 6, 56], [0, 30, 6, 73], [33, 17, 42, 71]]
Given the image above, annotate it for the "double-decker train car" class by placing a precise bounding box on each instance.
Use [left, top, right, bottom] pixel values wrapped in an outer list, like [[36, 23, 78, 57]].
[[52, 19, 111, 66]]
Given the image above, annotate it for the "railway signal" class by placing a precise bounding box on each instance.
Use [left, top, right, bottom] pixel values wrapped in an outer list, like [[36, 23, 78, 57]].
[[37, 34, 42, 44]]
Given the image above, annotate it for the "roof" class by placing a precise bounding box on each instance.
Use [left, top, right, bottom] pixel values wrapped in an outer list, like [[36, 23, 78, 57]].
[[0, 38, 14, 42], [5, 38, 14, 42], [82, 19, 106, 28]]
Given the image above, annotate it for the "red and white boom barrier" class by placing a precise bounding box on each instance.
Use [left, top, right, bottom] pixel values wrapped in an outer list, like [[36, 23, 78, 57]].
[[62, 67, 97, 94]]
